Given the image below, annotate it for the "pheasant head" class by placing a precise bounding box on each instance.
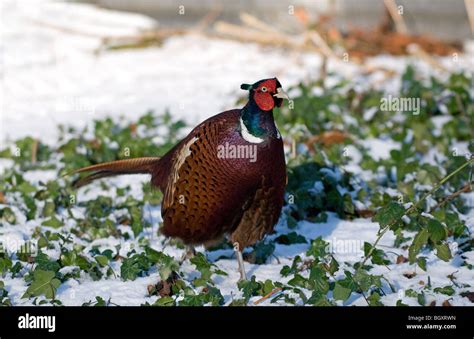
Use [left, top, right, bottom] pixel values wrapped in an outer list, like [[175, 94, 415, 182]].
[[239, 78, 289, 141], [240, 77, 289, 111]]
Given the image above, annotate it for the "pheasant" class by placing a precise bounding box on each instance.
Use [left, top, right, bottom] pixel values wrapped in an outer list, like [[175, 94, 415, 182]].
[[72, 78, 289, 280]]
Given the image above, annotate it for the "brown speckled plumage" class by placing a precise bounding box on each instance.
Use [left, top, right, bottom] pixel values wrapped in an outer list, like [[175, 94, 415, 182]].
[[152, 109, 286, 249], [72, 78, 288, 280]]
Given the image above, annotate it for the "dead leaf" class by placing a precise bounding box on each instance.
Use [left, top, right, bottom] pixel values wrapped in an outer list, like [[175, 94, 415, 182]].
[[357, 209, 376, 218], [147, 284, 156, 296], [460, 291, 474, 303], [396, 255, 408, 264], [306, 130, 349, 148], [129, 123, 137, 136], [150, 271, 180, 297]]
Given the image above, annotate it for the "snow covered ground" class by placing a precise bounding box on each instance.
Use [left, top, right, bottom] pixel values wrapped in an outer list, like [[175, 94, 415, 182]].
[[1, 0, 473, 306]]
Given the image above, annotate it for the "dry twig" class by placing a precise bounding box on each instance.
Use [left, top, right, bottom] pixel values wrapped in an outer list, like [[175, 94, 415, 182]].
[[253, 288, 283, 305], [383, 0, 408, 34]]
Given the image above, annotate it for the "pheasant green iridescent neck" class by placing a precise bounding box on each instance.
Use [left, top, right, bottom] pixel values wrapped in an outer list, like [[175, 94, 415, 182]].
[[241, 100, 276, 138]]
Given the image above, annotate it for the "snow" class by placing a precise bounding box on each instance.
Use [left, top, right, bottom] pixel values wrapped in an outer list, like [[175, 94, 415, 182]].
[[23, 170, 57, 184], [1, 0, 473, 306], [361, 137, 399, 161], [363, 107, 378, 121], [2, 0, 336, 145]]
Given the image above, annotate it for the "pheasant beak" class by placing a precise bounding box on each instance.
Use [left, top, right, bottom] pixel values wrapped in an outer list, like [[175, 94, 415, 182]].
[[273, 87, 289, 100]]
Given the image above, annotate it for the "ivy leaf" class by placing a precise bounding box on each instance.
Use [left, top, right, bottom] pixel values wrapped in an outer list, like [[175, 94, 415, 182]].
[[333, 282, 352, 301], [120, 257, 142, 281], [368, 291, 383, 306], [417, 257, 427, 271], [427, 219, 447, 243], [42, 201, 56, 218], [262, 280, 275, 295], [342, 193, 355, 215], [417, 291, 426, 306], [0, 257, 13, 275], [22, 270, 60, 299], [190, 253, 213, 286], [247, 241, 275, 265], [35, 252, 60, 272], [444, 212, 467, 238], [95, 255, 109, 267], [17, 181, 36, 194], [130, 206, 143, 237], [306, 237, 329, 258], [0, 207, 16, 224], [434, 286, 455, 296], [434, 242, 452, 262], [75, 255, 92, 271], [288, 274, 311, 289], [274, 232, 307, 245], [280, 255, 302, 277], [94, 296, 107, 306], [238, 276, 261, 300], [373, 202, 405, 228], [157, 255, 179, 281], [353, 269, 372, 292], [286, 214, 298, 228], [153, 296, 175, 306], [178, 287, 224, 306], [307, 291, 332, 306], [327, 257, 340, 275], [144, 247, 179, 280], [204, 286, 225, 306], [363, 242, 389, 265], [408, 228, 430, 263], [41, 216, 64, 228], [308, 265, 329, 294]]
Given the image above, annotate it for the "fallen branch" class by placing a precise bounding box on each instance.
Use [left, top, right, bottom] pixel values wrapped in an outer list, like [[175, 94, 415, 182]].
[[213, 21, 322, 53], [253, 287, 282, 305], [306, 30, 339, 59], [31, 139, 38, 164], [239, 12, 282, 35], [100, 28, 186, 51], [193, 7, 222, 32], [383, 0, 408, 34], [407, 44, 449, 72], [305, 130, 349, 149], [465, 0, 474, 34]]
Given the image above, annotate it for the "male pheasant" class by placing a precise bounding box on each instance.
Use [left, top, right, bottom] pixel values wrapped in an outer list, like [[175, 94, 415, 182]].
[[72, 78, 289, 280]]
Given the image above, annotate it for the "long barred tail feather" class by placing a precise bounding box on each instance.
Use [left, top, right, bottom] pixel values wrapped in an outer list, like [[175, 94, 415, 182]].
[[69, 157, 160, 188]]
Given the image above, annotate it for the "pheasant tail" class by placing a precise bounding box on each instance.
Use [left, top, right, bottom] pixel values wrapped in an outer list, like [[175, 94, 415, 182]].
[[71, 157, 161, 188]]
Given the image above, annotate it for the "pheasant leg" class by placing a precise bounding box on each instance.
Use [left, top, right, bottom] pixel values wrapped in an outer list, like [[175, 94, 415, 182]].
[[180, 245, 196, 263], [233, 242, 247, 281]]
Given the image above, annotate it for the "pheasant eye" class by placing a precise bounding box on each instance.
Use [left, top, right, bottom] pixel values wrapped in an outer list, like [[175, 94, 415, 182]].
[[261, 87, 268, 92]]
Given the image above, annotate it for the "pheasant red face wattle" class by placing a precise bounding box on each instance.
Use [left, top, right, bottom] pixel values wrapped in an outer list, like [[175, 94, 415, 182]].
[[253, 79, 278, 111]]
